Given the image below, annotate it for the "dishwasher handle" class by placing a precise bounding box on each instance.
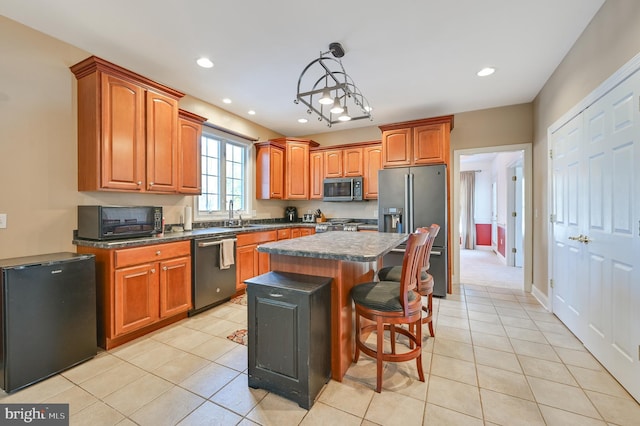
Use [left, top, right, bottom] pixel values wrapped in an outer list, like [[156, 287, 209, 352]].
[[197, 238, 237, 248]]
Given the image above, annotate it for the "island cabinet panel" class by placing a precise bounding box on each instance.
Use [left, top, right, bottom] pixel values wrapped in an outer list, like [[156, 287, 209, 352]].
[[71, 55, 201, 194], [363, 144, 382, 200], [380, 115, 454, 168], [178, 110, 206, 194], [256, 142, 284, 199], [309, 151, 324, 199], [77, 240, 191, 349]]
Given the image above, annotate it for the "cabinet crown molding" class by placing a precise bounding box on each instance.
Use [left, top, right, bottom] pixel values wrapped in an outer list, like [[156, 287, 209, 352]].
[[378, 114, 454, 132], [70, 55, 185, 100]]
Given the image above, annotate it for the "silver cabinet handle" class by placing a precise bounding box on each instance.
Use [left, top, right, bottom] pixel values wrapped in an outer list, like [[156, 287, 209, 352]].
[[390, 248, 406, 253], [430, 250, 442, 256], [151, 268, 156, 273], [268, 293, 284, 298], [197, 238, 238, 248], [156, 250, 161, 255], [163, 266, 167, 271]]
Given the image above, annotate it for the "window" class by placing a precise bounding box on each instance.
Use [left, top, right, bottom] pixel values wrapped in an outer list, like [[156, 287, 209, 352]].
[[198, 130, 249, 216]]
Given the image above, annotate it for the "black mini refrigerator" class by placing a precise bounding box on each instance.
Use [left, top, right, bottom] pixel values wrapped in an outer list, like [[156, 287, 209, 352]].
[[0, 252, 97, 393]]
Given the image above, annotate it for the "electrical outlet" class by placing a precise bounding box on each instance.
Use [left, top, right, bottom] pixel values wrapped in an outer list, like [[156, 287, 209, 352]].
[[0, 213, 6, 229]]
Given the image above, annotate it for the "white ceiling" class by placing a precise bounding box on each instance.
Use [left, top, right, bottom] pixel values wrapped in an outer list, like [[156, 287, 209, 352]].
[[0, 0, 605, 137]]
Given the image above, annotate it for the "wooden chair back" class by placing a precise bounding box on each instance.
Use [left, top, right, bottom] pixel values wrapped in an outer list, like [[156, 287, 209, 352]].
[[398, 231, 430, 312]]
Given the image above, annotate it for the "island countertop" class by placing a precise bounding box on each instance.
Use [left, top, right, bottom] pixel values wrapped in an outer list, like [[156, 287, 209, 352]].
[[256, 231, 408, 262]]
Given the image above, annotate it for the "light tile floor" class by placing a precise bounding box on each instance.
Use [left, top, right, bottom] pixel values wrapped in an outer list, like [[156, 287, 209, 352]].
[[2, 283, 639, 425]]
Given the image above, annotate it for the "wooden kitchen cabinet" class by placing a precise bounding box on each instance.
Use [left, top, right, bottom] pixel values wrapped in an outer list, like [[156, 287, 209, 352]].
[[235, 230, 277, 291], [77, 240, 191, 349], [380, 115, 454, 168], [324, 150, 343, 178], [178, 109, 207, 194], [309, 151, 324, 199], [363, 144, 382, 199], [310, 141, 381, 200], [343, 147, 363, 176], [256, 142, 285, 199], [284, 139, 318, 199], [71, 56, 202, 194]]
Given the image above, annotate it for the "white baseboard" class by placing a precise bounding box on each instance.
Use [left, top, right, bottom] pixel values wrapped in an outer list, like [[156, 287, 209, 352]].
[[531, 285, 550, 312]]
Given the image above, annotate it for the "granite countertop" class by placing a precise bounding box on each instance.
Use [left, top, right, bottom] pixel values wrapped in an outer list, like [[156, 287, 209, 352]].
[[72, 222, 318, 249], [256, 231, 407, 262]]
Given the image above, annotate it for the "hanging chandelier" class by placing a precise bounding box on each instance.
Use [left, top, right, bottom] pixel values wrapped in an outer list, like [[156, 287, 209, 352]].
[[295, 42, 372, 127]]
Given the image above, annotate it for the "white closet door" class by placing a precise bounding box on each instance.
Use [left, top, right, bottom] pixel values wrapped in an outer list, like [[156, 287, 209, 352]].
[[582, 75, 640, 400], [551, 113, 587, 340]]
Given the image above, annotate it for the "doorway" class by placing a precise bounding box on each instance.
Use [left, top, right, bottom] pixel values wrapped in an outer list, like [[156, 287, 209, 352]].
[[453, 144, 532, 292]]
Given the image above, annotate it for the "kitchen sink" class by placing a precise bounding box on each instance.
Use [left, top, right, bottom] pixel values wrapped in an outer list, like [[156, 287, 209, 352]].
[[223, 224, 267, 229]]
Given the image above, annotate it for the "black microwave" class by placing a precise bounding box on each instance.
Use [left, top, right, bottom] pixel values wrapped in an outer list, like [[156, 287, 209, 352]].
[[323, 177, 363, 201], [77, 206, 163, 240]]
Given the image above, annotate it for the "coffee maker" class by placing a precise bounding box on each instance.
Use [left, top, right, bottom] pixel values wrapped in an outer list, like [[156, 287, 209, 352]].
[[284, 206, 298, 222]]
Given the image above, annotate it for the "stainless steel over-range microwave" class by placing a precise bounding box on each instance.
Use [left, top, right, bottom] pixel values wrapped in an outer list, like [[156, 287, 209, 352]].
[[323, 177, 363, 201], [77, 205, 163, 240]]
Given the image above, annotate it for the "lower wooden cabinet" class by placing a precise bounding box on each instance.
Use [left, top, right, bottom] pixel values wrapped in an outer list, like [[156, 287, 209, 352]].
[[77, 240, 191, 349], [236, 227, 315, 292]]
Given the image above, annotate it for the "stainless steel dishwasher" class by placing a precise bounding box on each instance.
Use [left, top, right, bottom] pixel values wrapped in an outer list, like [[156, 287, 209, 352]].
[[190, 235, 237, 315]]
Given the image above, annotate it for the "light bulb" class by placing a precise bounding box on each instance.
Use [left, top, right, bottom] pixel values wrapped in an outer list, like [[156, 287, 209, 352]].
[[330, 97, 344, 114], [338, 107, 351, 122], [318, 89, 333, 105]]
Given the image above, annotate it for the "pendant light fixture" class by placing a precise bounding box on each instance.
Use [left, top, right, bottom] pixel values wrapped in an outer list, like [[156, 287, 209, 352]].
[[295, 42, 372, 127]]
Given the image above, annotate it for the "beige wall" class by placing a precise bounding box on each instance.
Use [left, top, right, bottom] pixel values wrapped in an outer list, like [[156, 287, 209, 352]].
[[0, 16, 283, 259], [532, 0, 640, 297]]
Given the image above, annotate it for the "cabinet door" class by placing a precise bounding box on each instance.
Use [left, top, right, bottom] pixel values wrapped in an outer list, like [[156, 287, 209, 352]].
[[178, 115, 202, 194], [324, 150, 343, 178], [291, 228, 302, 239], [114, 263, 159, 336], [363, 144, 382, 199], [310, 151, 324, 199], [159, 256, 192, 318], [343, 147, 363, 176], [146, 90, 179, 193], [413, 123, 447, 165], [100, 73, 146, 191], [256, 144, 284, 199], [286, 142, 310, 199], [382, 128, 412, 167], [237, 244, 259, 290]]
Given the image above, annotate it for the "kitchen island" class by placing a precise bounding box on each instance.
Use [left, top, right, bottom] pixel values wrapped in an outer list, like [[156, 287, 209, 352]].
[[256, 231, 407, 381]]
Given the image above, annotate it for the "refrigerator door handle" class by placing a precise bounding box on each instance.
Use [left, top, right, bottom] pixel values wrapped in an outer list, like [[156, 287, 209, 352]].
[[430, 250, 443, 256], [404, 174, 410, 234], [408, 173, 415, 232]]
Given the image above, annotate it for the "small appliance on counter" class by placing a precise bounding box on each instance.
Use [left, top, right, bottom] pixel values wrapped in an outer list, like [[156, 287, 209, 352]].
[[77, 205, 163, 240], [302, 210, 316, 223], [284, 206, 298, 222]]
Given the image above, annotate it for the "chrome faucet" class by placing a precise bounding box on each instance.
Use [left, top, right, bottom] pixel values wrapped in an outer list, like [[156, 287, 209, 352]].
[[228, 200, 234, 221]]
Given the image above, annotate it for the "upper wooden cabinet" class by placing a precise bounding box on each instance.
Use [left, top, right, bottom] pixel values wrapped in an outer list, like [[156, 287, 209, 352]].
[[363, 144, 382, 200], [178, 110, 206, 194], [379, 115, 454, 168], [255, 142, 285, 199], [71, 56, 204, 194], [255, 138, 318, 200], [343, 147, 364, 176], [310, 141, 381, 200]]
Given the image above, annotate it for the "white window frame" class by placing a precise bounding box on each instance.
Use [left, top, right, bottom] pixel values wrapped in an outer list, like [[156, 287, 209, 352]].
[[195, 127, 252, 221]]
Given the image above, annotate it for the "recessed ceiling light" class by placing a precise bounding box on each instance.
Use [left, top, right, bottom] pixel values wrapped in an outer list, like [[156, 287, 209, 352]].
[[477, 67, 496, 77], [248, 110, 256, 115], [196, 57, 214, 68], [298, 118, 308, 124], [222, 98, 232, 104]]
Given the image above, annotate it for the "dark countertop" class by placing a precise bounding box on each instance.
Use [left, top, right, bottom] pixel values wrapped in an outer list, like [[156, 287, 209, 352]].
[[72, 222, 318, 249], [256, 231, 407, 262]]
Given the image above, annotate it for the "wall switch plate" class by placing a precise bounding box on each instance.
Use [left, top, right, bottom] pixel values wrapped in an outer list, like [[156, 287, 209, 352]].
[[0, 213, 6, 229]]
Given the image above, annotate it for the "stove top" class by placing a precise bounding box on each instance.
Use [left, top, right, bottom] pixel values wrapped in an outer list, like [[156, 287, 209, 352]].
[[315, 220, 364, 232]]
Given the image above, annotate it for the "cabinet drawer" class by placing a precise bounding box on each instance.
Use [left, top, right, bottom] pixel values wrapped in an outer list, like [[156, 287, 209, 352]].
[[277, 228, 291, 240], [115, 240, 191, 268], [237, 230, 277, 246]]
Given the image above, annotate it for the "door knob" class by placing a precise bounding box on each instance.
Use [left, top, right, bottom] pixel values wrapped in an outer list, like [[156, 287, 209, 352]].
[[578, 235, 592, 244], [568, 235, 582, 241]]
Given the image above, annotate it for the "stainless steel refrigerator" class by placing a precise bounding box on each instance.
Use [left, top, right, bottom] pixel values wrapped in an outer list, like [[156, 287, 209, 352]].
[[378, 164, 448, 297]]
